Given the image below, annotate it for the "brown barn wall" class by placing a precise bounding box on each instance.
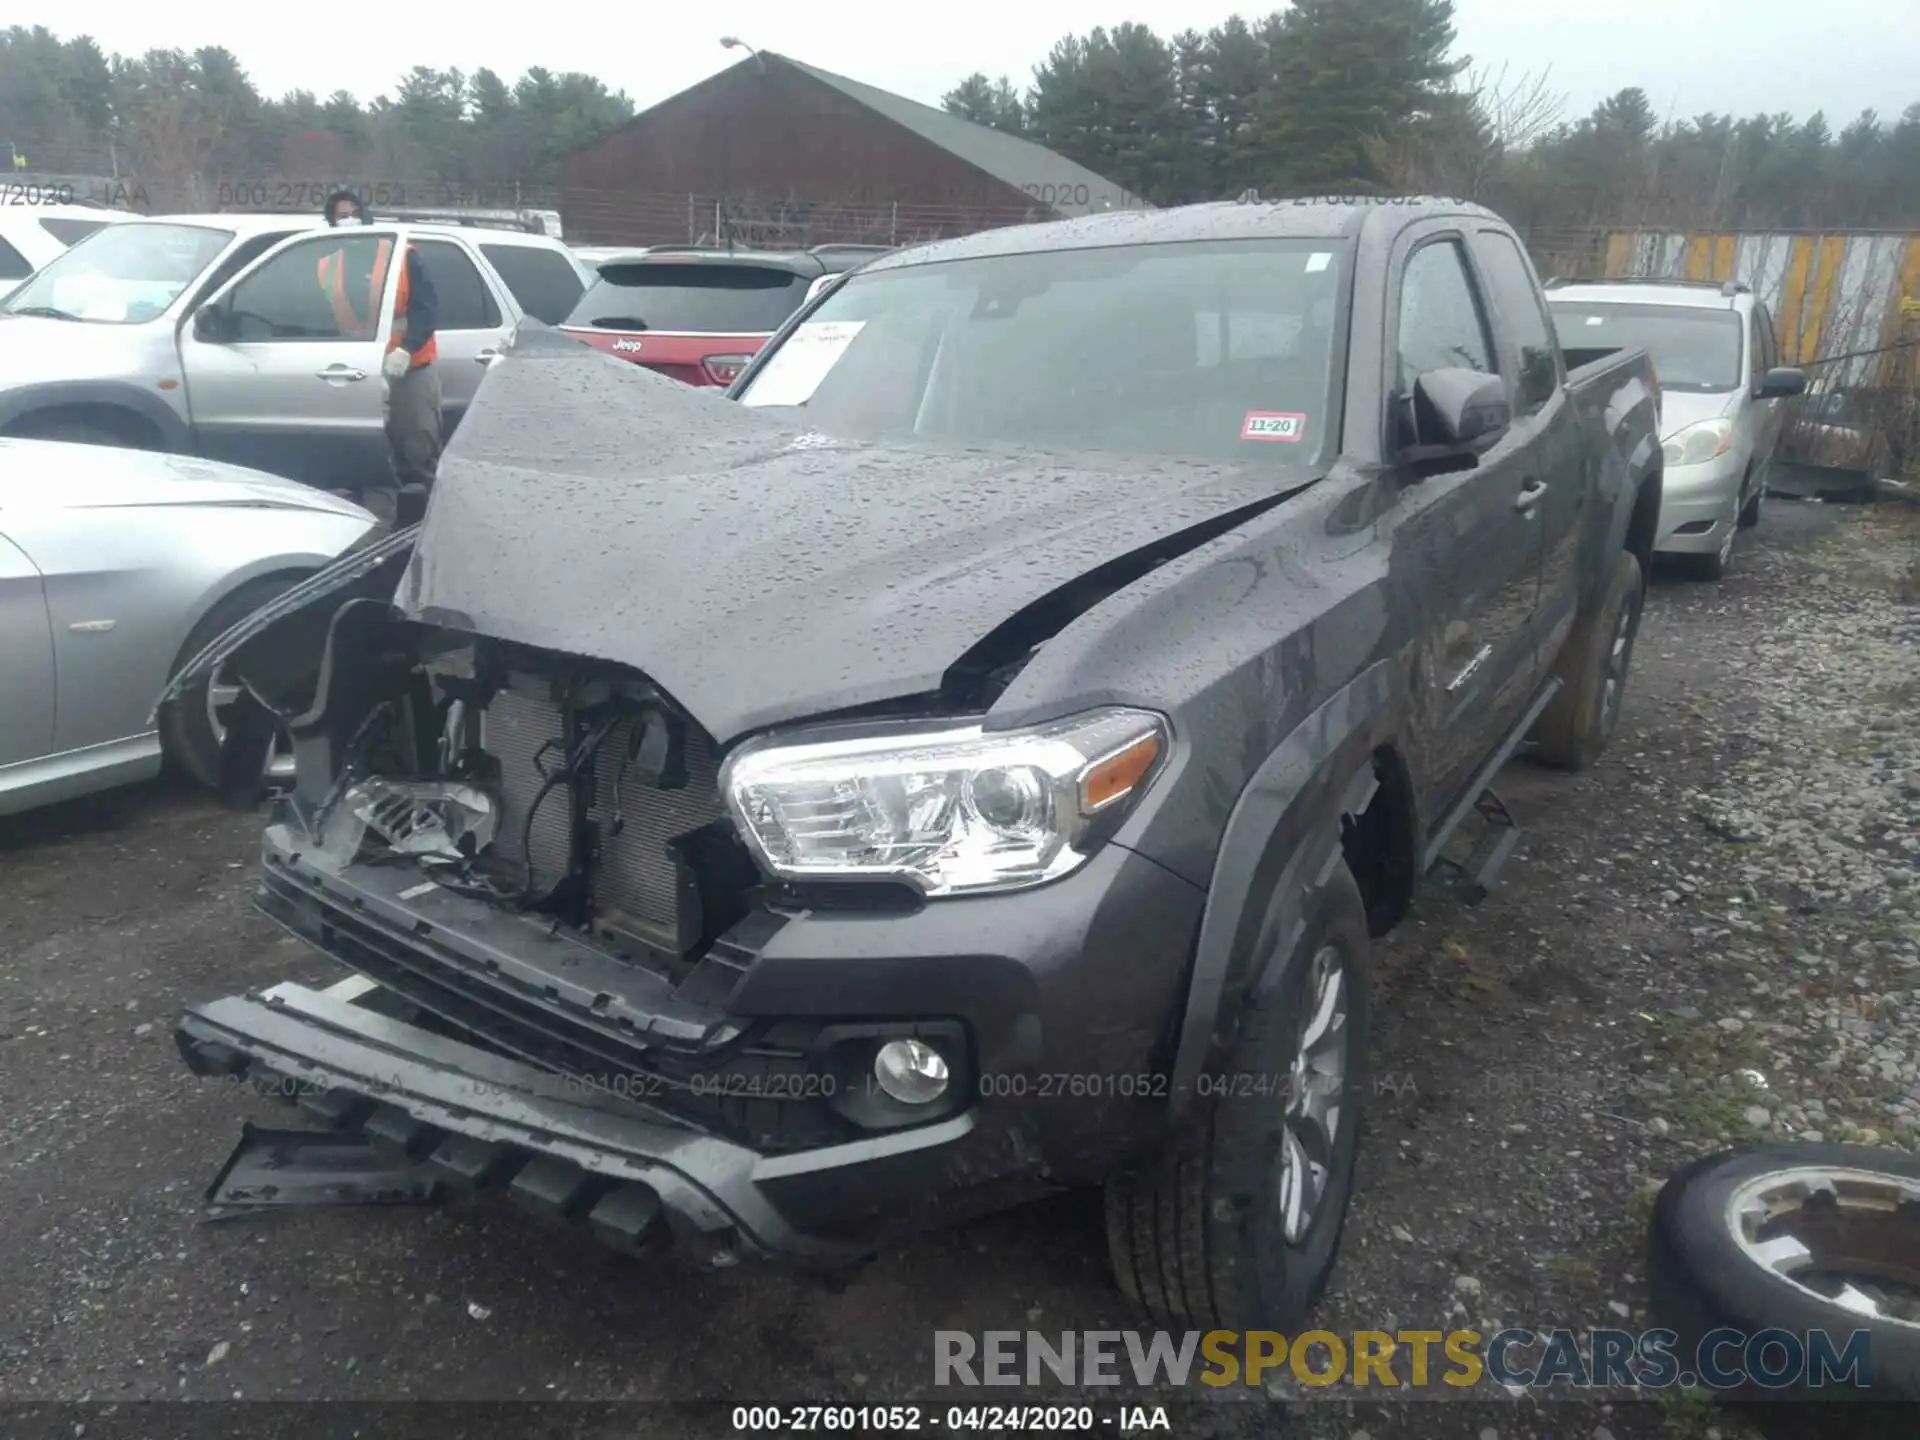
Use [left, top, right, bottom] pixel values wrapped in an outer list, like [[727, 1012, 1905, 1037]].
[[560, 63, 1042, 244]]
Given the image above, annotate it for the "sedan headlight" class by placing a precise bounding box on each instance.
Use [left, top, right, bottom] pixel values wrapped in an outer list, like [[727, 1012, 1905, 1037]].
[[1662, 418, 1734, 468], [721, 707, 1169, 896]]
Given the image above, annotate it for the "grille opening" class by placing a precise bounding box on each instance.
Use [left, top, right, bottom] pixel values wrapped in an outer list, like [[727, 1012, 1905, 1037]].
[[470, 667, 755, 972]]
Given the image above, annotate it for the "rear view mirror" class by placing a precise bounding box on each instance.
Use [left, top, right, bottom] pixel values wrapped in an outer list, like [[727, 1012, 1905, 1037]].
[[192, 305, 230, 343], [1756, 366, 1806, 399], [1411, 367, 1511, 449]]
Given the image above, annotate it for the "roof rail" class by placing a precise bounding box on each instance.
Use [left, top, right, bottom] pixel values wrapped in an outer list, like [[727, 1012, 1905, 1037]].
[[381, 208, 548, 235], [1546, 275, 1750, 295], [807, 243, 892, 256]]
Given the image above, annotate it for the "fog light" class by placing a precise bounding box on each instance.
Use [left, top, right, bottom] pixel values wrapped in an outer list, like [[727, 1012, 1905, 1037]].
[[873, 1039, 950, 1105]]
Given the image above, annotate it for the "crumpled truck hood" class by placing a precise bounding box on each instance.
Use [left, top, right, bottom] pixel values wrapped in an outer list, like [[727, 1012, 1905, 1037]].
[[395, 325, 1310, 744]]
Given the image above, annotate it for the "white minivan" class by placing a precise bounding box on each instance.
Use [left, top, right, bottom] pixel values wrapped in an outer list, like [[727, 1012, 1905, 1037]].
[[1547, 277, 1807, 580]]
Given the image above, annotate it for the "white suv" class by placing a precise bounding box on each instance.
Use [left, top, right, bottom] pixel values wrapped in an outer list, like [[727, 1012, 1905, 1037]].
[[0, 203, 136, 295], [0, 215, 592, 491], [1548, 277, 1807, 580]]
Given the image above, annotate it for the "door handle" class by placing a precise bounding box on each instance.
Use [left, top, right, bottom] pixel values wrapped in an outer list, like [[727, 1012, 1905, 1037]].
[[475, 348, 501, 365], [316, 364, 367, 382], [1514, 478, 1548, 513]]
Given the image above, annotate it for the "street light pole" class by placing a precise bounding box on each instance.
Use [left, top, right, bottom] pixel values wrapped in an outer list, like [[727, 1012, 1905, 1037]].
[[719, 36, 767, 75]]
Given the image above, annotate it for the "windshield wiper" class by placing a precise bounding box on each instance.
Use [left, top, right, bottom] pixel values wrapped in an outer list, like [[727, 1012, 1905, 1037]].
[[5, 305, 81, 321]]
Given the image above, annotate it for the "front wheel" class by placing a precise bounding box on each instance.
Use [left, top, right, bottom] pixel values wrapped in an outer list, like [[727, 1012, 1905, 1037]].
[[159, 575, 303, 792], [1106, 857, 1371, 1330]]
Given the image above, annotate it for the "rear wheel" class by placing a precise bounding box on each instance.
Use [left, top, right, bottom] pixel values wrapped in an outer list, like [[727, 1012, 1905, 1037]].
[[1533, 549, 1645, 769], [159, 576, 304, 792], [1105, 857, 1371, 1329]]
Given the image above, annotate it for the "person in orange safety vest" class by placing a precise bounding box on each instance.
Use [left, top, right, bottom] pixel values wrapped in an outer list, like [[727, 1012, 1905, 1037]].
[[321, 189, 441, 517]]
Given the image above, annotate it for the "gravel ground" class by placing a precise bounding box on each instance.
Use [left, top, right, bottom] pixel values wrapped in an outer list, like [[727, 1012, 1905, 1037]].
[[0, 498, 1914, 1439]]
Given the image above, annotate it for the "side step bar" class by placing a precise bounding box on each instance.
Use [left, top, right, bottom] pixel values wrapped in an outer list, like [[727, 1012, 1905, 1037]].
[[1420, 678, 1561, 904]]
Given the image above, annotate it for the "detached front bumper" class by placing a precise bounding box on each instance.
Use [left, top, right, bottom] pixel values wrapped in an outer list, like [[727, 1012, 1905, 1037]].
[[177, 827, 1205, 1266], [179, 979, 968, 1268], [1655, 455, 1744, 555]]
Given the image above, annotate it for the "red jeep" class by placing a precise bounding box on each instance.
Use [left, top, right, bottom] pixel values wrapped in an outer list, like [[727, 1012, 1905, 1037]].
[[558, 244, 889, 387]]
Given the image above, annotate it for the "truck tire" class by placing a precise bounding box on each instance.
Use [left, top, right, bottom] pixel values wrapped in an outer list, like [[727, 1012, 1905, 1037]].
[[1532, 549, 1644, 770], [1106, 855, 1371, 1331], [1647, 1145, 1920, 1417], [159, 574, 305, 791]]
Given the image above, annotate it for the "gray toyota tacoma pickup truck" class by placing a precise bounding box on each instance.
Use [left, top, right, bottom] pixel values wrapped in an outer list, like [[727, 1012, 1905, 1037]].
[[163, 196, 1662, 1330]]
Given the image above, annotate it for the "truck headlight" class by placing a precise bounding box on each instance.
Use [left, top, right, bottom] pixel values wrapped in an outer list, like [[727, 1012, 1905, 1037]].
[[721, 708, 1169, 896], [1662, 418, 1734, 467]]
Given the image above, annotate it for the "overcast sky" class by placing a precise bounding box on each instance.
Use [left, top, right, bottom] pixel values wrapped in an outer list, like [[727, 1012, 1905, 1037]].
[[37, 0, 1920, 131]]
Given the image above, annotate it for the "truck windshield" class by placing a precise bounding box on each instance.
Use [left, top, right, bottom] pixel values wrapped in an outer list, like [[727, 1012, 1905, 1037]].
[[1548, 301, 1743, 393], [0, 223, 232, 324], [738, 239, 1347, 465]]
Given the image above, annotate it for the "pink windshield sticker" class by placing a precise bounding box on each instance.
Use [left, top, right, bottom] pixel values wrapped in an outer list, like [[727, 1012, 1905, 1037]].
[[1242, 411, 1307, 442]]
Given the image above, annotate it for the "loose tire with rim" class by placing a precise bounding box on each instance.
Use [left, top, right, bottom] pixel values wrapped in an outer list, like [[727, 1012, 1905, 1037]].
[[1106, 855, 1371, 1330], [1648, 1144, 1920, 1409], [159, 575, 305, 791], [1532, 548, 1645, 770]]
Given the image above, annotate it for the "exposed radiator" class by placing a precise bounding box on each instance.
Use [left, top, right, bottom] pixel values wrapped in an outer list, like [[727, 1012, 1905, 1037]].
[[481, 673, 728, 953]]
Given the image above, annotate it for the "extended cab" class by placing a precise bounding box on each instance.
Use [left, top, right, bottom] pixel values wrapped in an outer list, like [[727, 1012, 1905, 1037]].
[[0, 215, 593, 490], [165, 197, 1662, 1329]]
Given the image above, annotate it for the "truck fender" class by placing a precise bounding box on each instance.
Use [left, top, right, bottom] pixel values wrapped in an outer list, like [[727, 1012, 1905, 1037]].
[[1588, 376, 1664, 609], [0, 379, 192, 452], [1165, 658, 1401, 1118]]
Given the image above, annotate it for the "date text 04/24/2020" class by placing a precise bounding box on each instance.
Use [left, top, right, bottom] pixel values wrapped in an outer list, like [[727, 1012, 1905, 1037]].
[[730, 1405, 1172, 1431]]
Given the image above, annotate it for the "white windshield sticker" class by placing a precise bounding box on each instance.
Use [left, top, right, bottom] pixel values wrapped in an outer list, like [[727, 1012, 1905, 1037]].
[[739, 320, 867, 407], [1305, 252, 1332, 273]]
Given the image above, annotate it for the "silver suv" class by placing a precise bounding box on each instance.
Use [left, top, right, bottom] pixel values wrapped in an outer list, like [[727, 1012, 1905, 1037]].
[[1547, 278, 1806, 580], [0, 215, 592, 491]]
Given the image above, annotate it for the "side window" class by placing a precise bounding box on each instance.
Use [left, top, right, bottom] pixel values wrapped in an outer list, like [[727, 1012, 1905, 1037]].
[[413, 239, 500, 330], [227, 233, 393, 342], [479, 243, 585, 325], [186, 233, 295, 313], [0, 237, 31, 281], [1471, 230, 1560, 415], [1395, 239, 1496, 395]]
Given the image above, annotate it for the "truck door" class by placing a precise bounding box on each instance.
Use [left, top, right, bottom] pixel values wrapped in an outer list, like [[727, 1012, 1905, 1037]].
[[1385, 230, 1543, 807], [1468, 226, 1587, 669], [179, 227, 401, 490]]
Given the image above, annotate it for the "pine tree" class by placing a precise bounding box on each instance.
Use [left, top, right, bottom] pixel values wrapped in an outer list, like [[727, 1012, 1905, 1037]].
[[1254, 0, 1466, 192]]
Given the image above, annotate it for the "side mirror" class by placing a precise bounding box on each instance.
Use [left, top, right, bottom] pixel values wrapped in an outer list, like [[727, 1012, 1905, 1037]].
[[1756, 366, 1806, 399], [192, 304, 230, 343], [1410, 367, 1511, 450]]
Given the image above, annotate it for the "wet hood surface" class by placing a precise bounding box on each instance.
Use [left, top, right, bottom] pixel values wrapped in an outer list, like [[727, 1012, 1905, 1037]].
[[399, 327, 1310, 743]]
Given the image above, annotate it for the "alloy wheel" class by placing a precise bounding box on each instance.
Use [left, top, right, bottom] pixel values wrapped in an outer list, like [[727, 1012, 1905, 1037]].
[[1728, 1166, 1920, 1327], [1278, 943, 1350, 1245]]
